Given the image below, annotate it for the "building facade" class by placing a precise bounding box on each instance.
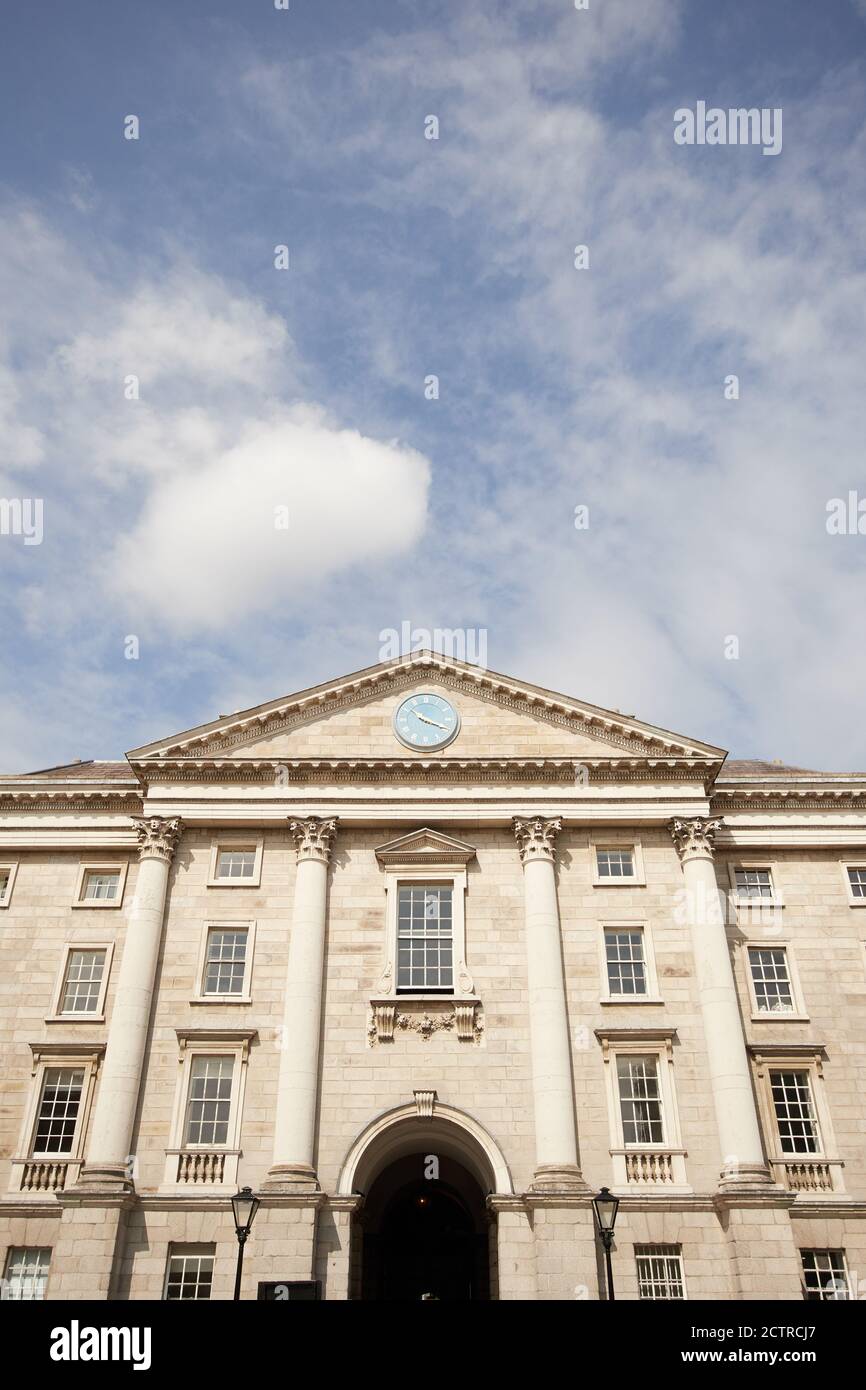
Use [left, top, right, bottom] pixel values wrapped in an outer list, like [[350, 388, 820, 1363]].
[[1, 652, 865, 1301]]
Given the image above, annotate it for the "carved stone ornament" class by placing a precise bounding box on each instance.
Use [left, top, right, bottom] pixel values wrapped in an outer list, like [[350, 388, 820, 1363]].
[[368, 999, 483, 1045], [513, 816, 563, 865], [670, 816, 722, 862], [288, 815, 338, 864], [132, 815, 183, 864], [413, 1090, 437, 1118]]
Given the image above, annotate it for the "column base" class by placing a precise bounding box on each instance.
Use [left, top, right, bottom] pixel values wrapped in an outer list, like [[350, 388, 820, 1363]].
[[717, 1162, 777, 1193], [262, 1162, 321, 1194], [71, 1162, 135, 1196], [530, 1164, 590, 1194]]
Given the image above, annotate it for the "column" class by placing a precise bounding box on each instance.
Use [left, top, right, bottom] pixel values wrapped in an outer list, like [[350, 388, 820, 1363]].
[[670, 817, 772, 1188], [514, 817, 586, 1191], [77, 815, 182, 1190], [265, 816, 337, 1191]]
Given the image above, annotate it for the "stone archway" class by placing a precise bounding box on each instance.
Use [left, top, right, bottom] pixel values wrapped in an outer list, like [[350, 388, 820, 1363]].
[[336, 1103, 513, 1301]]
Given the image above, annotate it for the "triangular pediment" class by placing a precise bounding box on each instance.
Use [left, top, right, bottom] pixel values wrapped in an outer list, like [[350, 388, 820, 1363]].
[[375, 827, 477, 866], [127, 652, 725, 766]]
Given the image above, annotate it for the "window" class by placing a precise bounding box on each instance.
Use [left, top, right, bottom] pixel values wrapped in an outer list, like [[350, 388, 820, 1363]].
[[617, 1054, 664, 1144], [163, 1245, 214, 1300], [73, 862, 127, 908], [0, 862, 18, 907], [801, 1250, 850, 1301], [748, 947, 794, 1014], [1, 1248, 50, 1301], [34, 1068, 84, 1154], [732, 867, 777, 902], [184, 1056, 234, 1146], [844, 864, 866, 905], [59, 949, 107, 1015], [771, 1070, 820, 1154], [635, 1245, 686, 1300], [208, 840, 263, 888], [597, 849, 635, 880], [202, 928, 248, 997], [397, 884, 453, 993], [605, 928, 647, 996]]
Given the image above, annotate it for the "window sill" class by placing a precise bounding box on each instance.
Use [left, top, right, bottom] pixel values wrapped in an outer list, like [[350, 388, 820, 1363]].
[[601, 997, 664, 1006], [206, 879, 261, 889], [845, 899, 866, 908], [189, 996, 252, 1006], [44, 1014, 105, 1024], [592, 879, 646, 889], [734, 897, 785, 910], [750, 1012, 810, 1023], [71, 900, 122, 909]]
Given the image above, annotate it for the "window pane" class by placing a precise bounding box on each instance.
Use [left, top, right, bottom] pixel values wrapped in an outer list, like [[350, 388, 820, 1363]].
[[61, 949, 106, 1013], [34, 1069, 84, 1154], [217, 850, 256, 879], [801, 1250, 849, 1301], [848, 867, 866, 899], [185, 1057, 234, 1146], [1, 1248, 51, 1301], [616, 1054, 663, 1144], [748, 948, 794, 1013], [203, 930, 248, 995], [396, 886, 453, 992], [82, 871, 119, 901], [597, 849, 635, 879], [771, 1070, 819, 1154], [0, 868, 9, 898], [164, 1246, 214, 1301], [605, 929, 647, 995], [735, 868, 774, 900], [636, 1245, 685, 1300]]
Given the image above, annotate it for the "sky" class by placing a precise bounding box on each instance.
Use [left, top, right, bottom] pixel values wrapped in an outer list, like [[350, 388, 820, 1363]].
[[1, 0, 865, 772]]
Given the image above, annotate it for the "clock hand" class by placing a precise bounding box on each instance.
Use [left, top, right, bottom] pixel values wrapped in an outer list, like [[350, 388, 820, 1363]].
[[415, 712, 447, 730]]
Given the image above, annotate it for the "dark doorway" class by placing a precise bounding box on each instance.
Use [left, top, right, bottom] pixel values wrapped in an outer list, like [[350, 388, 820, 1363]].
[[359, 1154, 491, 1301]]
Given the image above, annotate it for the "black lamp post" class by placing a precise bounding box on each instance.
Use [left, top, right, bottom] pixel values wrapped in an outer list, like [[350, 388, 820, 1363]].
[[230, 1186, 260, 1301], [592, 1186, 620, 1301]]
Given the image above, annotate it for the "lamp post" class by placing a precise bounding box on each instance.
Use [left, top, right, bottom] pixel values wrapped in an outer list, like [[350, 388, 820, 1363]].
[[231, 1186, 260, 1301], [592, 1186, 620, 1301]]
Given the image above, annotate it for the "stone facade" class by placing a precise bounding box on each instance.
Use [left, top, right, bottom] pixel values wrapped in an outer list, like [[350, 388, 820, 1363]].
[[1, 652, 864, 1300]]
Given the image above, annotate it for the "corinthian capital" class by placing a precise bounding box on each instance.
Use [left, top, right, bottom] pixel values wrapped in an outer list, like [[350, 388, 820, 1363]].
[[289, 816, 338, 864], [133, 815, 183, 864], [670, 816, 722, 862], [513, 816, 563, 865]]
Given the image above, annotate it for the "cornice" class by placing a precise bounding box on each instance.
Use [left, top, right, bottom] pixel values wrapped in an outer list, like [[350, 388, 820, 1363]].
[[129, 756, 719, 786]]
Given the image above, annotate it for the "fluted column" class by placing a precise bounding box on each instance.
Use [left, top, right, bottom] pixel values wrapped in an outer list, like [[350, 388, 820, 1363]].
[[514, 817, 586, 1192], [77, 815, 182, 1191], [265, 816, 337, 1192], [671, 817, 772, 1188]]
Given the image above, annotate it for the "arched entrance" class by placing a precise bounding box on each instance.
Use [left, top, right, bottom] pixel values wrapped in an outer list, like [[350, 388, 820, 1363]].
[[360, 1153, 489, 1300], [337, 1102, 512, 1301]]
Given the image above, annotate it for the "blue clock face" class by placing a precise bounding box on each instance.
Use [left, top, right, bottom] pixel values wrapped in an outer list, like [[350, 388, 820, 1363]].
[[393, 693, 460, 750]]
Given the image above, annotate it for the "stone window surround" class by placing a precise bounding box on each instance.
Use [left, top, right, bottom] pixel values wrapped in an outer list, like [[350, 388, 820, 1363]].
[[741, 939, 809, 1023], [840, 860, 866, 907], [634, 1243, 688, 1301], [750, 1044, 844, 1194], [46, 939, 115, 1023], [590, 833, 646, 887], [190, 920, 257, 1005], [0, 859, 19, 907], [596, 1028, 690, 1191], [161, 1028, 257, 1190], [207, 836, 264, 888], [71, 860, 128, 909], [727, 859, 786, 911], [598, 918, 663, 1005], [9, 1042, 105, 1194]]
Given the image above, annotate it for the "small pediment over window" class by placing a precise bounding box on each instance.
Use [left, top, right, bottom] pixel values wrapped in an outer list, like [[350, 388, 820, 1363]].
[[374, 827, 477, 867]]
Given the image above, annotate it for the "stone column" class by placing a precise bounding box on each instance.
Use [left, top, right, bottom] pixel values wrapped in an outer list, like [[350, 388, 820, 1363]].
[[514, 817, 585, 1192], [77, 815, 182, 1190], [265, 816, 337, 1191], [670, 817, 772, 1188]]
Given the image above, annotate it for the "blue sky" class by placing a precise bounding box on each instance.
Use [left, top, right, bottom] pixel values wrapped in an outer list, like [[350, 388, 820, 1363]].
[[1, 0, 865, 770]]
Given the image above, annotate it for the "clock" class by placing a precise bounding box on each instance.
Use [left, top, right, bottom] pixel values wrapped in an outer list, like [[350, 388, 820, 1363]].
[[393, 693, 460, 750]]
